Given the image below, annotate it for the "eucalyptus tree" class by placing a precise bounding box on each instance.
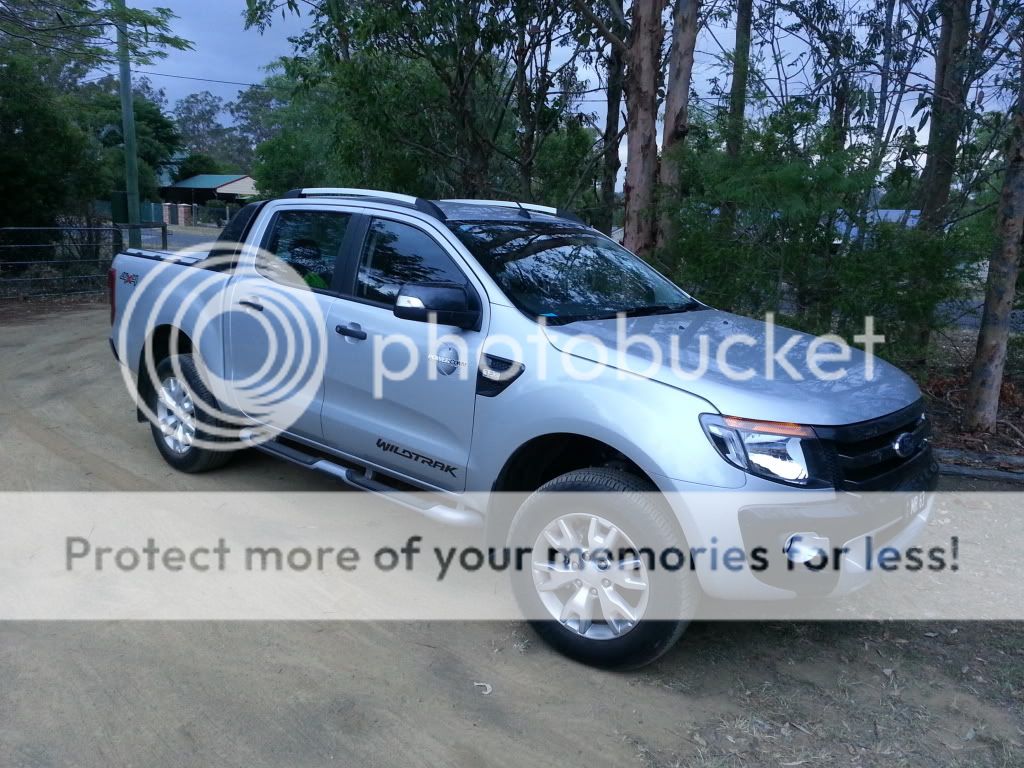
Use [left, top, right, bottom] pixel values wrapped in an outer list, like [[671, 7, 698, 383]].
[[656, 0, 702, 250], [966, 31, 1023, 431], [914, 0, 1023, 229], [575, 0, 666, 256], [247, 0, 592, 200], [585, 1, 629, 234]]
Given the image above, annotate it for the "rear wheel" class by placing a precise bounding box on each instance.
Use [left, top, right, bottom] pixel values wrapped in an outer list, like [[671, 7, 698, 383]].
[[147, 354, 234, 473], [508, 468, 699, 669]]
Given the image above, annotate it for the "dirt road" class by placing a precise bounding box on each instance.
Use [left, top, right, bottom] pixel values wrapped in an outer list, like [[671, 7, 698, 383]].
[[0, 306, 1020, 767]]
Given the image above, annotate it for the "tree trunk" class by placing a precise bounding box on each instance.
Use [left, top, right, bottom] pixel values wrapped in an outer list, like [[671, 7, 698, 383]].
[[724, 0, 753, 161], [655, 0, 700, 251], [622, 0, 666, 258], [828, 77, 850, 152], [452, 64, 488, 196], [871, 0, 896, 167], [965, 107, 1024, 431], [718, 0, 752, 238], [515, 22, 535, 201], [917, 0, 970, 231], [596, 38, 625, 235], [907, 0, 970, 372]]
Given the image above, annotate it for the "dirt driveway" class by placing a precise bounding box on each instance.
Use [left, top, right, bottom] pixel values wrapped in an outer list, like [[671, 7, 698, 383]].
[[0, 305, 1021, 767]]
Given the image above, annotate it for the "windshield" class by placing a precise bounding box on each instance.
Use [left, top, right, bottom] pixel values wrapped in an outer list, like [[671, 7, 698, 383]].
[[451, 221, 698, 324]]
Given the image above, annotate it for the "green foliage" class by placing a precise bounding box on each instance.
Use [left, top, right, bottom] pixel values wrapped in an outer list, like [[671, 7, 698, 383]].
[[172, 91, 237, 163], [249, 55, 444, 197], [229, 83, 289, 149], [244, 0, 602, 207], [74, 78, 180, 201], [325, 54, 457, 196], [533, 120, 602, 214], [0, 0, 190, 67], [249, 49, 602, 206], [173, 153, 223, 183], [0, 2, 187, 224], [1009, 334, 1024, 379], [168, 85, 289, 175], [0, 54, 104, 228], [249, 75, 335, 196], [253, 130, 329, 198], [661, 112, 989, 369]]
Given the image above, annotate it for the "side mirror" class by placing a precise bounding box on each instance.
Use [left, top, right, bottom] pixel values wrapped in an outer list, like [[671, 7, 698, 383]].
[[394, 282, 480, 330]]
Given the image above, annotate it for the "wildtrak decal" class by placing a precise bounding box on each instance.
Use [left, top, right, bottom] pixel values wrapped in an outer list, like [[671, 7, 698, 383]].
[[376, 439, 458, 477]]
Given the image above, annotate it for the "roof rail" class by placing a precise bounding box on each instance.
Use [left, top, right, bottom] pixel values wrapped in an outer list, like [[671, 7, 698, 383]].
[[283, 187, 447, 221], [286, 187, 418, 204], [439, 198, 585, 224]]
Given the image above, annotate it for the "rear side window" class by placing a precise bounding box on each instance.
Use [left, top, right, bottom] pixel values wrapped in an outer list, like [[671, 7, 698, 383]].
[[205, 201, 263, 267], [258, 210, 351, 290], [355, 218, 465, 305]]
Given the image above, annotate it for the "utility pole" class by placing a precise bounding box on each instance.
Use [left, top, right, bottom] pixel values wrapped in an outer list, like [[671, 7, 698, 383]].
[[112, 0, 141, 247]]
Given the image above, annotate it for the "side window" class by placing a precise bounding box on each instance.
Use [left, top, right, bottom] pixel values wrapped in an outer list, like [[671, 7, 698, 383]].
[[258, 210, 350, 291], [355, 218, 465, 305], [207, 202, 261, 266]]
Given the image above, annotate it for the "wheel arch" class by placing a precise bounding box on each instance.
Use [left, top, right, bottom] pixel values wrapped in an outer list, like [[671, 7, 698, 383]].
[[135, 324, 194, 421], [485, 432, 663, 545]]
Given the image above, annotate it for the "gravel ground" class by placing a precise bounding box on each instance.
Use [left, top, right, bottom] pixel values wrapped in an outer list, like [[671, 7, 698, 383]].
[[0, 306, 1020, 768]]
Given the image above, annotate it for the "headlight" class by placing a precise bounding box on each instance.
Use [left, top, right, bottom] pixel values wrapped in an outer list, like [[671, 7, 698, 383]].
[[700, 414, 831, 487]]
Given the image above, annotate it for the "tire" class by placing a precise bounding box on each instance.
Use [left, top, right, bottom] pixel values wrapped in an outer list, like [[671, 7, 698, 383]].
[[146, 354, 234, 473], [508, 467, 699, 669]]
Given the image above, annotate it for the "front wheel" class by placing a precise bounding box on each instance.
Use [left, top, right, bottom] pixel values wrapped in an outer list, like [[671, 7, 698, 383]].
[[508, 468, 699, 669]]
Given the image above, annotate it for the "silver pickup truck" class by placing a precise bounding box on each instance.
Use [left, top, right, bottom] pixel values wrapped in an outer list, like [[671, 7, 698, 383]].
[[109, 188, 938, 667]]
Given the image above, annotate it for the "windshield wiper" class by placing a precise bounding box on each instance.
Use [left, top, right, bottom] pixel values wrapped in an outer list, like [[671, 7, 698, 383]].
[[546, 302, 701, 325], [620, 301, 702, 317]]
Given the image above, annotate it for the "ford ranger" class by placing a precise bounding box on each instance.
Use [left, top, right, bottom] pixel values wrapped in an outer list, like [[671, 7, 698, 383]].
[[109, 188, 938, 667]]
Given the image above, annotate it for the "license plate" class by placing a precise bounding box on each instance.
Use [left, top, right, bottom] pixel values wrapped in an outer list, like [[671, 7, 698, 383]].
[[906, 490, 927, 520]]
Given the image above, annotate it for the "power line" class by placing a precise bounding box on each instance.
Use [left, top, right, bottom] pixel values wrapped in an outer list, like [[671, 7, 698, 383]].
[[81, 69, 269, 89], [131, 70, 269, 89], [80, 71, 115, 83]]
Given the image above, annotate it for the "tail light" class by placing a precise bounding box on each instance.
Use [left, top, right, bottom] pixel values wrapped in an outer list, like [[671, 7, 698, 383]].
[[108, 267, 116, 325]]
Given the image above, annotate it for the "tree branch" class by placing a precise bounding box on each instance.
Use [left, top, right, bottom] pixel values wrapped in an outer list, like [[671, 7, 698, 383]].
[[572, 0, 628, 55]]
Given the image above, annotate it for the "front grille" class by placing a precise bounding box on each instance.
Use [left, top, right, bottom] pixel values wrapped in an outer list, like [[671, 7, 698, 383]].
[[815, 400, 933, 491]]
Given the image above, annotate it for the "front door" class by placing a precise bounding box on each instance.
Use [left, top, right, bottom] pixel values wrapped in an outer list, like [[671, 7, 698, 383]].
[[321, 215, 486, 491]]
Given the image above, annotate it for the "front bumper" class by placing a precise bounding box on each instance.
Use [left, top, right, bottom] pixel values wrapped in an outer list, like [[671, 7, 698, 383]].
[[657, 447, 940, 600]]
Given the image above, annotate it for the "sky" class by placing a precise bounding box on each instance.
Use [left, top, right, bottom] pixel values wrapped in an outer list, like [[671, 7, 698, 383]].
[[128, 0, 306, 106]]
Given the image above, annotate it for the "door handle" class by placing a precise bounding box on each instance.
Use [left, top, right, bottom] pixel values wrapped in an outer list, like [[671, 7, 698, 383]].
[[238, 299, 264, 312], [335, 324, 367, 340]]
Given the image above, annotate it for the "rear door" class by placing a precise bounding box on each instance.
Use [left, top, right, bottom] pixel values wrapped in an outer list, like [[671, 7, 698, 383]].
[[222, 204, 355, 441], [321, 213, 487, 491]]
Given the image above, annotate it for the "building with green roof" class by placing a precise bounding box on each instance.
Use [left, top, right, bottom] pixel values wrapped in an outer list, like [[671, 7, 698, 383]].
[[162, 174, 258, 204]]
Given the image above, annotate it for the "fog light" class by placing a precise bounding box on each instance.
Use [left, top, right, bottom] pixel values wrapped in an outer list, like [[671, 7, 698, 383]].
[[784, 532, 830, 564]]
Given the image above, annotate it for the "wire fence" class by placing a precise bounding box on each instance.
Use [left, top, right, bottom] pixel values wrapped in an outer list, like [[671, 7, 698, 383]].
[[0, 224, 166, 300], [121, 222, 170, 250]]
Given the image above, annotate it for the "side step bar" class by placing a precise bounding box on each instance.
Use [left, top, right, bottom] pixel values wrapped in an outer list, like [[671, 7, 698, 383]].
[[246, 432, 482, 528]]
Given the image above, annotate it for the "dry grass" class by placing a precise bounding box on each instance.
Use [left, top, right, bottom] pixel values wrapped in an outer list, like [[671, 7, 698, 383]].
[[620, 621, 1023, 767]]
